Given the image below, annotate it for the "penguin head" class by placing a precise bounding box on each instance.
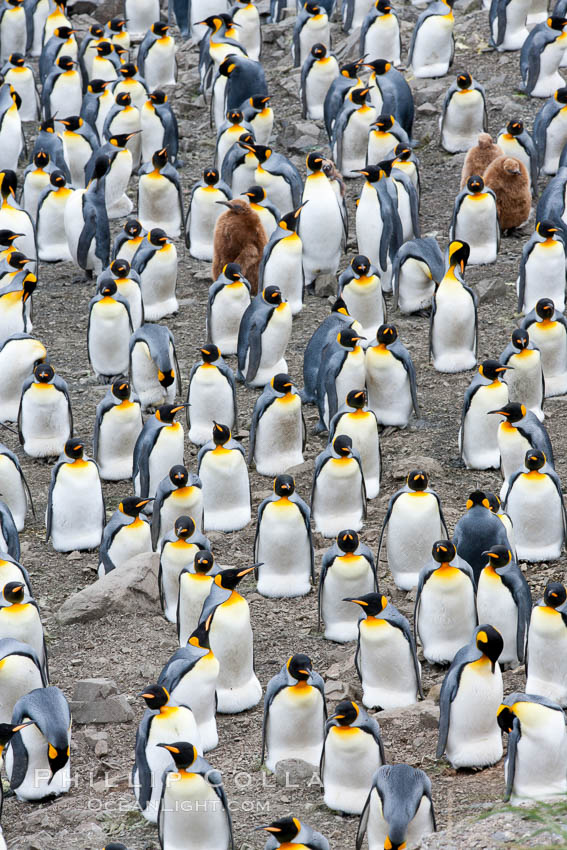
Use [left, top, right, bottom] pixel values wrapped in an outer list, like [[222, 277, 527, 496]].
[[465, 490, 490, 510], [170, 465, 188, 487], [333, 434, 353, 457], [448, 240, 470, 272], [174, 515, 196, 539], [373, 114, 394, 132], [152, 21, 170, 36], [271, 373, 293, 395], [96, 40, 114, 57], [88, 79, 112, 94], [0, 722, 31, 752], [364, 59, 391, 75], [110, 132, 136, 147], [555, 86, 567, 104], [110, 258, 130, 278], [6, 251, 30, 270], [350, 87, 370, 106], [456, 71, 472, 89], [33, 150, 50, 169], [248, 143, 271, 164], [336, 529, 359, 553], [487, 402, 526, 423], [279, 203, 306, 232], [257, 818, 302, 843], [8, 53, 25, 67], [188, 618, 211, 649], [194, 549, 215, 574], [157, 742, 198, 770], [56, 55, 75, 71], [478, 359, 509, 381], [3, 582, 25, 604], [331, 700, 359, 725], [407, 470, 428, 491], [0, 229, 21, 247], [47, 741, 70, 778], [244, 185, 265, 204], [511, 328, 529, 352], [54, 25, 75, 39], [203, 168, 220, 186], [535, 297, 556, 320], [226, 109, 243, 125], [111, 379, 131, 401], [344, 592, 387, 617], [432, 540, 456, 564], [345, 388, 366, 409], [59, 115, 82, 132], [536, 219, 559, 239], [152, 148, 168, 169], [506, 120, 523, 137], [274, 474, 295, 497], [22, 273, 37, 303], [305, 2, 321, 14], [119, 496, 151, 516], [306, 152, 325, 172], [311, 42, 327, 59], [356, 164, 383, 183], [222, 262, 242, 281], [64, 438, 85, 461], [39, 118, 55, 134], [496, 704, 517, 735], [214, 564, 258, 590], [34, 363, 54, 383], [124, 219, 143, 240], [139, 684, 169, 710], [340, 59, 364, 79], [100, 280, 117, 298], [331, 296, 350, 316], [337, 327, 365, 349], [149, 90, 168, 104], [0, 170, 17, 201], [250, 94, 271, 110], [544, 581, 567, 608], [482, 546, 511, 570], [376, 0, 392, 10], [197, 15, 225, 29], [109, 17, 127, 32], [524, 448, 546, 471], [115, 91, 131, 108], [263, 285, 282, 305], [351, 254, 370, 276], [475, 625, 503, 670], [466, 174, 484, 194], [483, 491, 500, 513], [148, 228, 168, 247], [50, 170, 67, 189], [237, 132, 255, 152], [155, 404, 186, 423], [103, 845, 129, 850], [212, 422, 231, 445], [547, 15, 567, 30], [376, 324, 397, 345], [393, 143, 411, 162], [287, 653, 313, 681], [88, 23, 104, 37], [90, 155, 110, 183], [199, 344, 221, 364], [219, 54, 241, 78]]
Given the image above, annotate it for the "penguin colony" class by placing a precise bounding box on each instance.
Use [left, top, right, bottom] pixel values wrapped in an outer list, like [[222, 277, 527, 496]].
[[2, 0, 567, 847]]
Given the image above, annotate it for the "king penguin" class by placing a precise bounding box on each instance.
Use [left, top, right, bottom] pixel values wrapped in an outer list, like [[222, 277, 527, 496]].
[[311, 434, 366, 537], [430, 240, 477, 373], [450, 175, 499, 265], [521, 297, 567, 397], [258, 206, 305, 316], [500, 326, 545, 418], [197, 422, 250, 532], [319, 528, 377, 642], [177, 549, 220, 644], [236, 285, 292, 388], [207, 263, 251, 355], [187, 344, 237, 447], [440, 71, 487, 152], [18, 362, 72, 459], [133, 404, 186, 501], [186, 167, 232, 261], [408, 0, 455, 78], [93, 379, 143, 481], [129, 323, 179, 412], [151, 464, 204, 550], [328, 388, 380, 499], [248, 373, 305, 476], [365, 324, 420, 427], [459, 359, 510, 470], [98, 496, 152, 577], [160, 518, 210, 625], [525, 581, 567, 706]]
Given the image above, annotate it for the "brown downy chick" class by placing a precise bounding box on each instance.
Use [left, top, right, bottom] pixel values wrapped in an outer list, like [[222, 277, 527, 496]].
[[483, 156, 531, 231], [460, 133, 502, 188], [212, 199, 267, 295]]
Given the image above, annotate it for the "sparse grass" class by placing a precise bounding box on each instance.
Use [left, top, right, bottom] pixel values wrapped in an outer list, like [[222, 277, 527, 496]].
[[476, 794, 567, 849]]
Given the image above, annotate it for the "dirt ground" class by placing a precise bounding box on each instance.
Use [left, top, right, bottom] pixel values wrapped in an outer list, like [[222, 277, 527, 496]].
[[2, 0, 567, 848]]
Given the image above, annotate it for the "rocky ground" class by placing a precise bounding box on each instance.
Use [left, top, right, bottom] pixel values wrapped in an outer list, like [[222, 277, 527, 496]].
[[2, 0, 567, 848]]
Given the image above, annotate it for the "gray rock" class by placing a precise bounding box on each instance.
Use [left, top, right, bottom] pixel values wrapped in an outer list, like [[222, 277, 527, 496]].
[[378, 699, 440, 731], [476, 277, 508, 303], [274, 758, 318, 785], [288, 135, 320, 154], [417, 102, 438, 116], [392, 455, 444, 480], [57, 553, 160, 624], [72, 678, 117, 701], [70, 692, 134, 725], [324, 679, 348, 699], [313, 272, 337, 297]]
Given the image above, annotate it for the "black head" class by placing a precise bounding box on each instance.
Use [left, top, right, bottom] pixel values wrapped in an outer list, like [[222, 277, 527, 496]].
[[156, 741, 198, 770], [306, 152, 325, 172], [174, 515, 196, 539], [511, 328, 529, 350], [109, 17, 127, 31], [525, 448, 546, 470], [244, 185, 265, 204], [257, 818, 302, 844], [100, 280, 117, 298], [47, 742, 69, 777], [149, 90, 167, 105], [169, 465, 188, 487], [0, 170, 17, 199], [250, 95, 271, 109], [56, 55, 75, 71], [110, 258, 130, 278], [65, 438, 84, 460], [344, 592, 387, 617], [47, 169, 66, 190], [547, 14, 567, 30], [337, 327, 364, 348], [34, 363, 54, 383], [33, 150, 49, 169], [544, 581, 567, 608], [111, 379, 130, 400], [274, 474, 295, 497], [7, 251, 30, 269], [8, 53, 25, 67], [91, 155, 110, 182], [535, 297, 556, 319], [475, 624, 504, 667], [331, 296, 349, 315], [153, 21, 170, 36], [365, 59, 391, 75], [432, 540, 456, 564], [115, 91, 131, 108], [3, 581, 25, 604], [119, 496, 151, 516], [466, 490, 490, 509], [222, 262, 242, 281], [0, 722, 31, 748], [287, 653, 312, 681], [198, 344, 220, 364], [456, 71, 472, 89], [148, 228, 168, 247], [139, 684, 169, 710], [188, 618, 211, 649], [345, 388, 366, 409], [484, 491, 500, 513], [407, 469, 428, 491], [263, 285, 282, 305], [333, 434, 353, 457], [155, 404, 185, 424], [336, 529, 359, 553], [376, 324, 398, 345], [215, 564, 257, 590], [507, 119, 523, 136], [272, 373, 293, 394], [203, 167, 219, 186], [88, 79, 111, 94], [487, 402, 526, 423], [311, 42, 327, 59], [332, 700, 359, 725], [226, 109, 243, 125], [467, 174, 484, 193], [351, 254, 370, 276], [374, 114, 394, 132], [212, 422, 231, 446], [478, 359, 509, 381], [152, 148, 168, 169], [394, 143, 411, 161], [96, 41, 114, 58], [351, 87, 370, 106], [448, 240, 470, 271], [556, 86, 567, 104], [537, 220, 559, 239], [194, 549, 214, 574], [482, 545, 511, 569], [88, 23, 104, 37]]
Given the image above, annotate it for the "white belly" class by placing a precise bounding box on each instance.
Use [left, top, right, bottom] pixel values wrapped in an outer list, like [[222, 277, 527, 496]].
[[210, 595, 261, 712], [342, 277, 385, 344], [476, 571, 520, 665], [417, 570, 476, 664], [299, 189, 343, 283], [130, 341, 177, 411], [529, 321, 567, 396], [255, 502, 311, 597], [188, 366, 235, 446], [0, 456, 27, 530], [262, 237, 304, 315], [246, 304, 291, 387], [145, 426, 185, 500], [97, 402, 143, 480], [366, 347, 413, 425], [461, 382, 508, 469], [139, 247, 178, 321], [521, 242, 566, 313], [506, 474, 564, 561], [177, 571, 213, 641], [339, 108, 375, 177], [332, 411, 380, 499], [441, 90, 486, 152], [265, 684, 325, 771], [169, 652, 219, 751], [385, 494, 444, 589], [411, 14, 454, 77], [139, 176, 181, 239], [431, 282, 476, 372], [529, 38, 566, 97], [304, 60, 339, 119], [323, 726, 382, 814], [37, 192, 73, 262], [6, 723, 70, 801], [362, 15, 400, 63], [445, 660, 503, 767], [20, 384, 71, 458], [312, 458, 364, 537], [504, 350, 544, 418], [453, 195, 498, 265], [199, 449, 250, 532], [322, 554, 375, 642], [508, 704, 567, 801], [208, 284, 251, 355], [157, 488, 203, 552], [543, 108, 567, 174], [88, 301, 131, 378], [526, 607, 567, 705], [106, 150, 133, 219], [159, 772, 230, 850], [252, 396, 304, 476], [359, 619, 420, 709], [105, 520, 152, 573], [396, 258, 435, 314], [0, 654, 43, 723], [49, 462, 103, 551]]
